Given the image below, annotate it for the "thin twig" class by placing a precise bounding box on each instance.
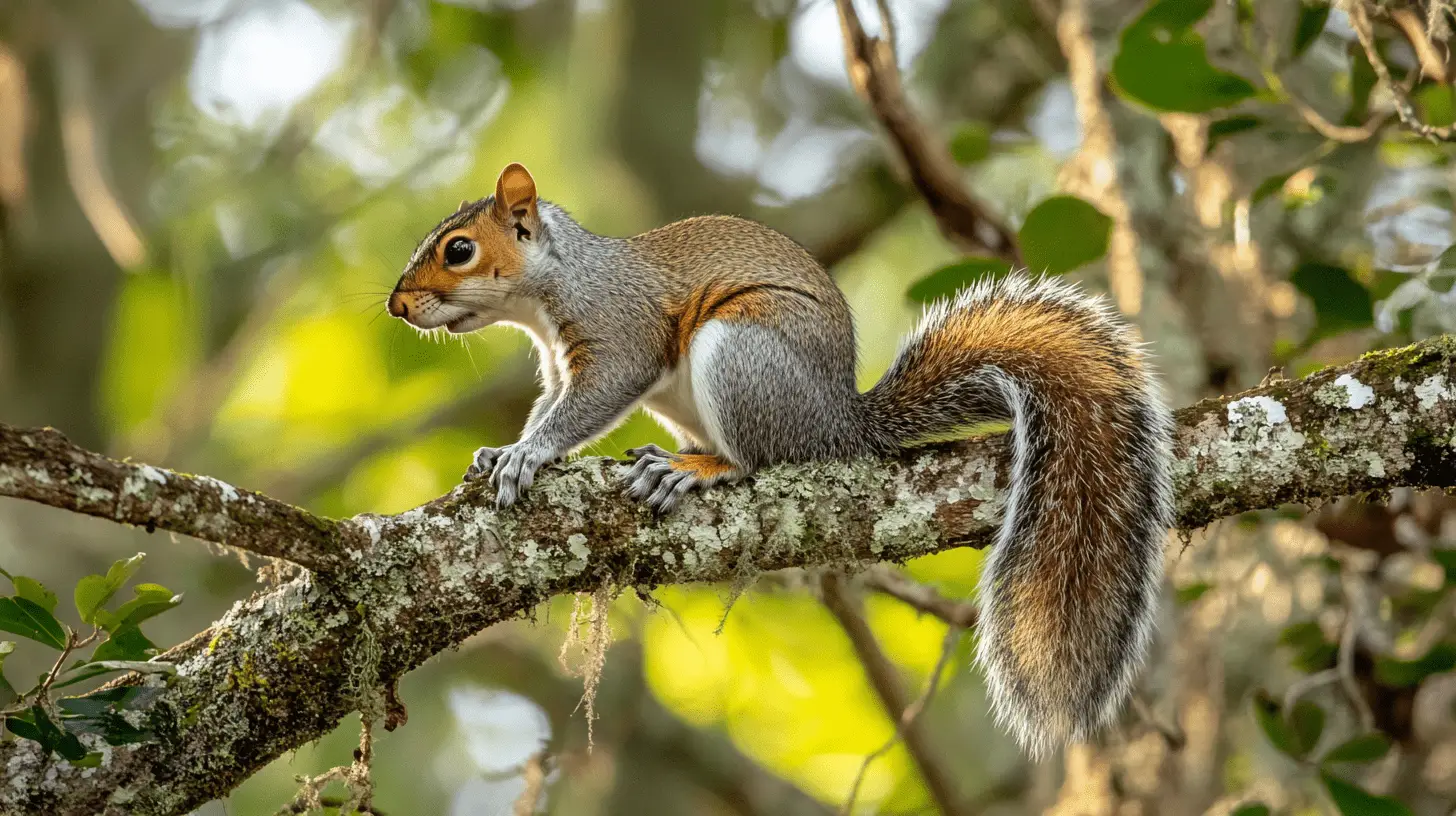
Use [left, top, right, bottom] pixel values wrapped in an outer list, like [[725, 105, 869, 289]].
[[832, 0, 1020, 261], [1388, 6, 1450, 83], [861, 565, 977, 628], [511, 750, 550, 816], [841, 624, 963, 814], [1345, 0, 1456, 141], [1130, 694, 1186, 752], [820, 571, 969, 816]]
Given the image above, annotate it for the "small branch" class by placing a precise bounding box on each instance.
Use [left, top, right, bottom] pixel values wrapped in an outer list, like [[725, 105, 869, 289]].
[[861, 565, 977, 628], [1055, 0, 1143, 314], [52, 36, 146, 269], [1346, 0, 1456, 141], [832, 0, 1020, 262], [820, 571, 969, 816], [841, 621, 963, 814], [511, 750, 549, 816], [0, 424, 360, 572], [1388, 6, 1450, 84]]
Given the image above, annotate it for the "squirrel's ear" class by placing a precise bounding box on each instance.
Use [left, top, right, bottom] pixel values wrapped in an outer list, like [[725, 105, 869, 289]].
[[457, 199, 471, 212], [493, 163, 538, 221]]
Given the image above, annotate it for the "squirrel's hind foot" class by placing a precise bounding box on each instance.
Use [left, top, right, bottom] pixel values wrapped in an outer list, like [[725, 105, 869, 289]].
[[624, 445, 740, 514]]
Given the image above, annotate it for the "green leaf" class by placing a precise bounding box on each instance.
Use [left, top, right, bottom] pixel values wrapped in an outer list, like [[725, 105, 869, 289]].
[[1207, 115, 1262, 153], [1231, 805, 1270, 816], [1292, 4, 1331, 59], [91, 624, 156, 663], [1323, 733, 1392, 763], [949, 121, 993, 165], [9, 577, 57, 614], [1348, 42, 1376, 124], [1253, 172, 1295, 205], [1290, 263, 1374, 344], [0, 597, 67, 649], [906, 258, 1014, 304], [1416, 83, 1456, 128], [1279, 621, 1337, 672], [59, 685, 162, 717], [1019, 196, 1113, 276], [6, 704, 86, 760], [1375, 642, 1456, 687], [1175, 582, 1214, 605], [111, 584, 181, 629], [59, 686, 159, 747], [0, 641, 15, 709], [1111, 0, 1257, 113], [69, 751, 104, 768], [1432, 549, 1456, 583], [1252, 690, 1302, 756], [73, 553, 145, 626], [1291, 699, 1326, 755], [1321, 771, 1414, 816]]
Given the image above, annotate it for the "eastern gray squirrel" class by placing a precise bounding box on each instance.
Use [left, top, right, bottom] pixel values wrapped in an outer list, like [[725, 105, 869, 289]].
[[387, 162, 1175, 757]]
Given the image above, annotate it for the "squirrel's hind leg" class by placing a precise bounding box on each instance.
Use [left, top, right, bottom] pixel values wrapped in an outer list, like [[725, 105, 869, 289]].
[[624, 445, 741, 514]]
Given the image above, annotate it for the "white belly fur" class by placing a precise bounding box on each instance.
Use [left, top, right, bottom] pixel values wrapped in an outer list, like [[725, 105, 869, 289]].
[[643, 320, 733, 455]]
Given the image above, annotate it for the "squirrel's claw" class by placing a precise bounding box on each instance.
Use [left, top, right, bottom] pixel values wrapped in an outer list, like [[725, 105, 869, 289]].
[[489, 441, 553, 509], [464, 445, 507, 482], [624, 447, 703, 514]]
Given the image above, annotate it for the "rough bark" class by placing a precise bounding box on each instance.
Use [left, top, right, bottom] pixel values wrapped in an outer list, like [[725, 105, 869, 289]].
[[0, 336, 1454, 814]]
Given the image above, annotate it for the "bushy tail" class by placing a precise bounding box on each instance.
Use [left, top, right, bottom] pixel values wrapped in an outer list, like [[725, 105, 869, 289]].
[[863, 275, 1174, 757]]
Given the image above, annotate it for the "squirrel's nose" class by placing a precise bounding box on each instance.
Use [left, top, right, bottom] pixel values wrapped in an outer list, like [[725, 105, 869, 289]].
[[387, 291, 409, 319]]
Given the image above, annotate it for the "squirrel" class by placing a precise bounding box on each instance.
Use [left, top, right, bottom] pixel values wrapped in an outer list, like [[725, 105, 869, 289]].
[[387, 162, 1175, 757]]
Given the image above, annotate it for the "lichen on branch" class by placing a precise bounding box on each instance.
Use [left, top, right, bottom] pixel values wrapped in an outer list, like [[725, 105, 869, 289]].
[[1, 336, 1455, 815]]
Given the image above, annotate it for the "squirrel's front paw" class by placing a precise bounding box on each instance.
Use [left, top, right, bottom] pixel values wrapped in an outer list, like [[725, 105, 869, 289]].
[[464, 445, 508, 482], [489, 441, 554, 509]]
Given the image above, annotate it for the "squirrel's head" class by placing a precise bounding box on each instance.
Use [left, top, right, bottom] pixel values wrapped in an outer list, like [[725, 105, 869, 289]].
[[387, 162, 542, 333]]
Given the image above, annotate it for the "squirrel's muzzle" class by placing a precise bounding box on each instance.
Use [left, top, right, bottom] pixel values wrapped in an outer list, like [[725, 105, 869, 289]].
[[386, 290, 409, 319]]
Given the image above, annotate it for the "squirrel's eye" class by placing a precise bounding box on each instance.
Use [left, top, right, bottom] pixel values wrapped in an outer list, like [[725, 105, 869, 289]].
[[443, 237, 476, 267]]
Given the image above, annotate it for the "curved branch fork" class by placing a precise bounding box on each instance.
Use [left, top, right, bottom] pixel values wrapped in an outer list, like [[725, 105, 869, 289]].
[[2, 337, 1455, 814]]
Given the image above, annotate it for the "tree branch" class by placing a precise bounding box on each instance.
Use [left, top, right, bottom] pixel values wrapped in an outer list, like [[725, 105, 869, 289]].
[[820, 571, 969, 816], [0, 425, 362, 572], [1, 336, 1455, 813], [832, 0, 1020, 262]]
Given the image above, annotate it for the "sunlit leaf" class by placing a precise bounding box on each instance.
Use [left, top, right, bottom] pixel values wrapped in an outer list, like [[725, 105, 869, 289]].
[[9, 577, 57, 614], [74, 553, 146, 626], [0, 597, 67, 650], [906, 258, 1014, 304], [1111, 0, 1257, 112], [1416, 83, 1456, 128], [1321, 771, 1414, 816], [69, 751, 104, 768], [1019, 196, 1112, 275], [949, 121, 993, 165], [110, 584, 182, 630], [1323, 733, 1392, 763]]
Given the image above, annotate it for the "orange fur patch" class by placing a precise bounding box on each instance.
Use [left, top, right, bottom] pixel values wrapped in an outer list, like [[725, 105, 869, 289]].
[[668, 454, 738, 481]]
